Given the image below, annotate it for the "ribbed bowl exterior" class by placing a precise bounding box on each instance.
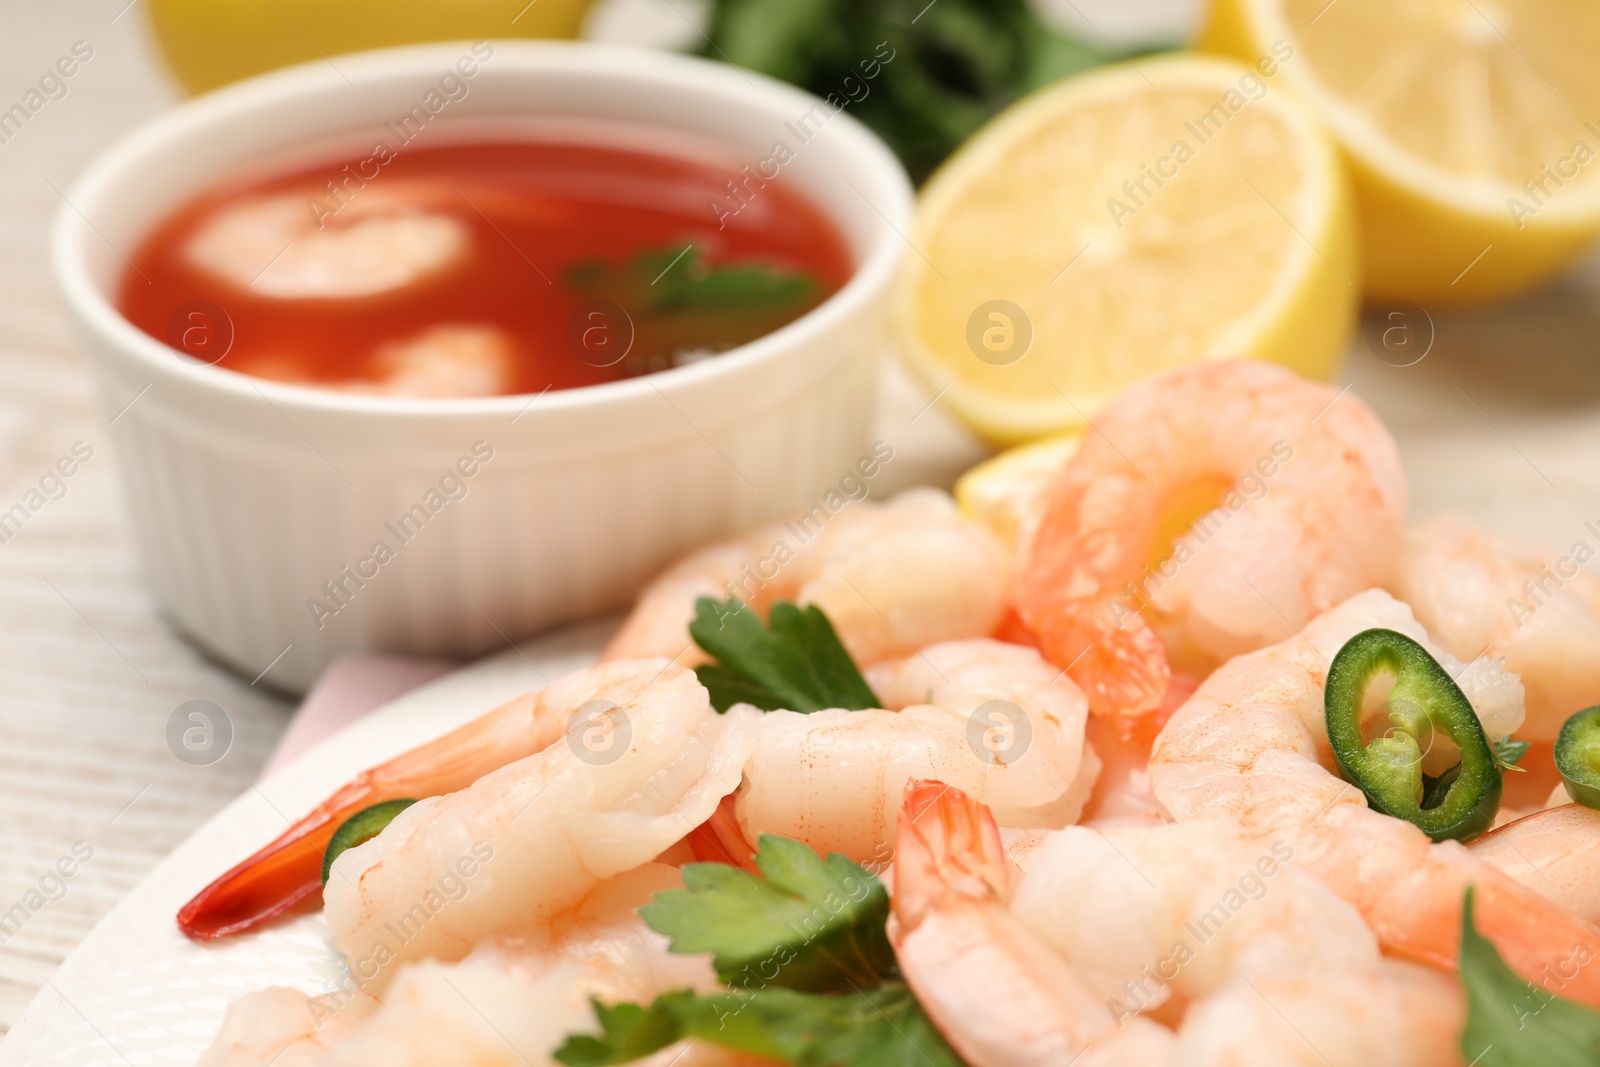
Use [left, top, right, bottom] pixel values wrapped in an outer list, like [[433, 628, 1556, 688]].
[[56, 43, 910, 691]]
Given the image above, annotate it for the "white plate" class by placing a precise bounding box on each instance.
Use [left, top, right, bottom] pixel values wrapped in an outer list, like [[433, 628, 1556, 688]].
[[0, 618, 616, 1067]]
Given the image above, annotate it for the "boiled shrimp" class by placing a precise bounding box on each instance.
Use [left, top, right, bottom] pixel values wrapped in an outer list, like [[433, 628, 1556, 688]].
[[179, 686, 567, 941], [603, 488, 1009, 668], [250, 323, 520, 398], [324, 659, 756, 989], [198, 987, 379, 1067], [1018, 360, 1407, 717], [357, 324, 512, 398], [187, 185, 467, 300], [202, 865, 762, 1067], [1471, 803, 1600, 922], [893, 780, 1461, 1067], [1011, 817, 1462, 1066], [726, 639, 1096, 867], [1392, 513, 1600, 740], [1150, 588, 1600, 1003]]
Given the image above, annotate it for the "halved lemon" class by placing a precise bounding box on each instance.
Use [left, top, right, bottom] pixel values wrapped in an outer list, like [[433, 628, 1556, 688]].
[[899, 56, 1357, 445], [1204, 0, 1600, 303]]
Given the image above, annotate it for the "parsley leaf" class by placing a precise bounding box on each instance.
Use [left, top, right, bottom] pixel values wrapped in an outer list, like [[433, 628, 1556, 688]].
[[554, 984, 966, 1067], [566, 244, 819, 317], [640, 833, 896, 992], [554, 992, 696, 1067], [554, 833, 966, 1067], [1460, 886, 1600, 1066], [701, 984, 965, 1067], [689, 597, 880, 713]]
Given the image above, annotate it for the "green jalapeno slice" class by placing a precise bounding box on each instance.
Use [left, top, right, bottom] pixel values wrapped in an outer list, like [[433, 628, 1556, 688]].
[[1324, 628, 1501, 842], [1556, 706, 1600, 810], [322, 798, 417, 885]]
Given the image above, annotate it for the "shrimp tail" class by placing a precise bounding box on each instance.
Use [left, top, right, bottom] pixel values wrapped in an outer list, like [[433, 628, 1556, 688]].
[[895, 779, 1010, 927], [177, 692, 549, 941], [687, 793, 759, 872]]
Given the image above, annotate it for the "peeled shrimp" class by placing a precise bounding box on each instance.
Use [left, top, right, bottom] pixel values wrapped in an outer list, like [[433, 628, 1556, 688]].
[[892, 780, 1460, 1067], [1471, 803, 1600, 922], [203, 865, 758, 1067], [1018, 360, 1407, 717], [179, 687, 566, 941], [198, 987, 379, 1067], [324, 659, 755, 989], [187, 187, 467, 299], [1392, 513, 1600, 740], [360, 324, 511, 398], [321, 864, 758, 1067], [1150, 588, 1600, 1003], [1011, 818, 1462, 1066], [728, 639, 1095, 867], [604, 488, 1009, 668]]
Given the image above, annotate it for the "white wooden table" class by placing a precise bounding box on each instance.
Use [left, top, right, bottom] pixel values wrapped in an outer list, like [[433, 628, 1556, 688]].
[[3, 0, 1600, 1042]]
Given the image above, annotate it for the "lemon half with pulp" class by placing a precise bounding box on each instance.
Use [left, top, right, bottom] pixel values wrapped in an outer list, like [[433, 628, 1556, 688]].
[[1204, 0, 1600, 303], [899, 55, 1357, 444]]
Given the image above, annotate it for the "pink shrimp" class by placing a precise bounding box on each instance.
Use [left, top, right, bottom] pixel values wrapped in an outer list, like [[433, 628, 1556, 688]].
[[1018, 360, 1406, 717], [1150, 588, 1600, 1004]]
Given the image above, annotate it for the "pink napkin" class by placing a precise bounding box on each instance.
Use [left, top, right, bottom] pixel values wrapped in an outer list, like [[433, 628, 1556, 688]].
[[260, 654, 459, 777]]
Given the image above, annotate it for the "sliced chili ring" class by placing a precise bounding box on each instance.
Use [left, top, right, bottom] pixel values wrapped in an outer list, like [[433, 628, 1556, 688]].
[[1556, 706, 1600, 810], [321, 798, 417, 885], [1324, 628, 1501, 842]]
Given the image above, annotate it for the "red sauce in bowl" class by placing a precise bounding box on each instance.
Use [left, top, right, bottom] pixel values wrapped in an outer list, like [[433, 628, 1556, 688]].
[[118, 137, 853, 397]]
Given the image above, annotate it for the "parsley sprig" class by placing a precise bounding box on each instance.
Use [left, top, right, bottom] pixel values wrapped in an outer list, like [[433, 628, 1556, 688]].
[[566, 244, 820, 317], [555, 835, 964, 1067], [558, 983, 962, 1067], [641, 833, 894, 991], [1460, 887, 1600, 1065], [689, 597, 881, 713]]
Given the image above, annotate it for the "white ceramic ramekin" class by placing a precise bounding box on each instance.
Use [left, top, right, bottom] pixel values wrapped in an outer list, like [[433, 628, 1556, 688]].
[[54, 41, 911, 693]]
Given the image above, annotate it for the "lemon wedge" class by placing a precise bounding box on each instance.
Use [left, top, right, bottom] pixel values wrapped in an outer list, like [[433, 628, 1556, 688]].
[[899, 56, 1357, 444], [1204, 0, 1600, 303], [955, 433, 1081, 554]]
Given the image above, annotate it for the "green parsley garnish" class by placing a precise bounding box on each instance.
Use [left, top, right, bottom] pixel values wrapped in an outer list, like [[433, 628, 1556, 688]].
[[556, 983, 964, 1067], [690, 597, 881, 713], [565, 244, 820, 318], [641, 833, 895, 991], [1460, 886, 1600, 1066], [555, 835, 964, 1067]]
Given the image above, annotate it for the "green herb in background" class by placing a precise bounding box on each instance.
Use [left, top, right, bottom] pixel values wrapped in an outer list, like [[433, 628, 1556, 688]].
[[699, 0, 1147, 183]]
